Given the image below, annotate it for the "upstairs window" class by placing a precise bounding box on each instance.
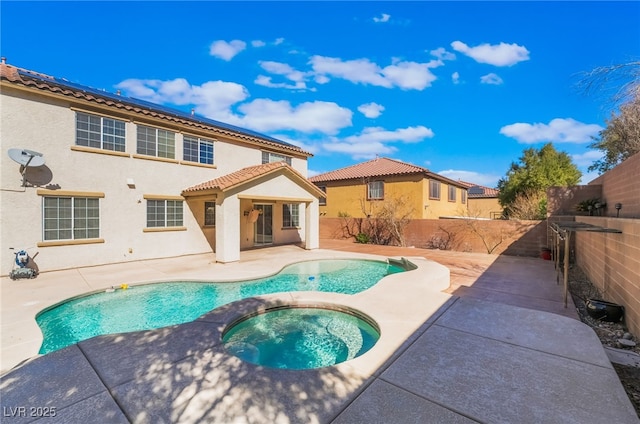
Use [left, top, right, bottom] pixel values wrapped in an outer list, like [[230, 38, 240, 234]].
[[184, 136, 214, 165], [283, 203, 300, 228], [367, 181, 384, 200], [76, 112, 125, 152], [262, 151, 292, 166], [137, 125, 175, 159], [461, 190, 467, 204], [429, 180, 441, 200], [448, 185, 457, 202]]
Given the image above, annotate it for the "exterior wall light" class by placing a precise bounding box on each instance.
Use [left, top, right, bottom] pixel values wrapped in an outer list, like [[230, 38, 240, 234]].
[[615, 203, 622, 217]]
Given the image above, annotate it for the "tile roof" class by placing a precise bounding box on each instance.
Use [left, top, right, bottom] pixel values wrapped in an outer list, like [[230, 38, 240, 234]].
[[309, 157, 428, 182], [182, 161, 325, 198], [0, 61, 309, 157], [457, 180, 500, 198], [309, 157, 467, 188]]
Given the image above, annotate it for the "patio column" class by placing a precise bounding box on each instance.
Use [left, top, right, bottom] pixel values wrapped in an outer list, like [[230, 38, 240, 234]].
[[215, 194, 241, 263], [304, 199, 319, 250]]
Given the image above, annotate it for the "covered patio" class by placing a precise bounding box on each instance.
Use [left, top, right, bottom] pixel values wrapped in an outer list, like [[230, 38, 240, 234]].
[[182, 161, 325, 263]]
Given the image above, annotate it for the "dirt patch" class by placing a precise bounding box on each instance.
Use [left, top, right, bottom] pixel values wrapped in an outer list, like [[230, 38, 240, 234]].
[[568, 266, 640, 417]]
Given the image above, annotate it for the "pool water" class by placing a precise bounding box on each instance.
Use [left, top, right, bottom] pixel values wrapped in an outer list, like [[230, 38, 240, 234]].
[[223, 307, 379, 369], [37, 259, 403, 354]]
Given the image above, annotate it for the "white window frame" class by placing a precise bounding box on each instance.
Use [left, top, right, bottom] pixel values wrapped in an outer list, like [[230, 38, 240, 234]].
[[137, 125, 175, 159], [76, 112, 126, 152], [183, 135, 214, 165], [461, 189, 467, 204], [367, 181, 384, 200], [43, 196, 100, 241], [262, 151, 292, 166], [282, 203, 300, 228]]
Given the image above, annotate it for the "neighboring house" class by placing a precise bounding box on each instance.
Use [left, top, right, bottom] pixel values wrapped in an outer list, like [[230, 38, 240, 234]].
[[457, 181, 502, 219], [0, 61, 324, 275], [309, 157, 469, 219]]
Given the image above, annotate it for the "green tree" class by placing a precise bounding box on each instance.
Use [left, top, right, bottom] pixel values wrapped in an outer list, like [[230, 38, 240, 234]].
[[588, 94, 640, 173], [497, 143, 581, 219], [578, 61, 640, 174]]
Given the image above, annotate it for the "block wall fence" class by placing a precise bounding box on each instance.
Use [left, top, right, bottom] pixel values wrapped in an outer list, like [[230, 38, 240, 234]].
[[319, 217, 547, 257]]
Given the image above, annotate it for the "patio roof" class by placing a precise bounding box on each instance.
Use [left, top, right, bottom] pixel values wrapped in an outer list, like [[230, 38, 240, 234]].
[[182, 161, 326, 198]]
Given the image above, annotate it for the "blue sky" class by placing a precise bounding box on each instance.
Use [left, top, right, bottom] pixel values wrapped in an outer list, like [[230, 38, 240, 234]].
[[2, 1, 639, 187]]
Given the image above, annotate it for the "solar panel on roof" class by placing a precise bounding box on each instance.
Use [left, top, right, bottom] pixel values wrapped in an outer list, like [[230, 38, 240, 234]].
[[17, 70, 295, 149], [468, 186, 485, 195]]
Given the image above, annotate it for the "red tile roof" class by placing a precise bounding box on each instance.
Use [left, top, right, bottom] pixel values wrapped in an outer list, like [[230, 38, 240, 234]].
[[182, 161, 325, 198], [0, 61, 309, 156], [457, 180, 500, 198], [309, 157, 466, 188]]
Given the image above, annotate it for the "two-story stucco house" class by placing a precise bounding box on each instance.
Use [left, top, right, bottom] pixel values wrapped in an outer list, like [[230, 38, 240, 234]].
[[309, 157, 469, 219], [0, 61, 324, 275], [457, 181, 503, 219]]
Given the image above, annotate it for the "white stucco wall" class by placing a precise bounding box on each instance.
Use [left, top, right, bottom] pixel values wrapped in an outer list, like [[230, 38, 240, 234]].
[[0, 87, 315, 275]]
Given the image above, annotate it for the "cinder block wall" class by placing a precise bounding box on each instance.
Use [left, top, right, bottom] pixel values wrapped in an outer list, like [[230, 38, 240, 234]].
[[575, 216, 640, 335], [589, 151, 640, 219], [319, 218, 547, 257]]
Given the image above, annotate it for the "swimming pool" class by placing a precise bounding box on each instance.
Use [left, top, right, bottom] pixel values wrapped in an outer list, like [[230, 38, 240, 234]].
[[36, 259, 404, 354]]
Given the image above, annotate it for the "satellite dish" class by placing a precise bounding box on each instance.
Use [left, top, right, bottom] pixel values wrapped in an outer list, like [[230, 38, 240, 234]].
[[8, 148, 46, 167]]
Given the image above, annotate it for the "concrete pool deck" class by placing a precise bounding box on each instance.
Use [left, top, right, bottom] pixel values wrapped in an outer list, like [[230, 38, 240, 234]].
[[1, 243, 638, 423]]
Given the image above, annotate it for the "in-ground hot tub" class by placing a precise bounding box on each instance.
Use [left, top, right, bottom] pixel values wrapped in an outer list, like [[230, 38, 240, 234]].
[[222, 305, 380, 369]]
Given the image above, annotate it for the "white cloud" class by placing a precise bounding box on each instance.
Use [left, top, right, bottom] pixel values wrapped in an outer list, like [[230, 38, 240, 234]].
[[323, 140, 397, 160], [256, 61, 310, 90], [274, 37, 285, 45], [358, 102, 385, 118], [310, 56, 439, 90], [251, 40, 266, 47], [373, 13, 391, 23], [430, 47, 456, 61], [322, 126, 434, 160], [254, 75, 308, 90], [480, 73, 504, 85], [383, 61, 438, 90], [438, 170, 501, 188], [451, 41, 530, 66], [314, 74, 330, 84], [452, 72, 460, 84], [500, 118, 603, 144], [116, 77, 350, 135], [209, 39, 247, 61], [344, 126, 434, 144], [115, 78, 249, 116], [237, 99, 352, 134], [571, 150, 603, 167]]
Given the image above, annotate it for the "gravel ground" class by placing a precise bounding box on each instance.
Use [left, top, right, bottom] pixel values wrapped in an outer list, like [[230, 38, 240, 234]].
[[568, 266, 640, 417]]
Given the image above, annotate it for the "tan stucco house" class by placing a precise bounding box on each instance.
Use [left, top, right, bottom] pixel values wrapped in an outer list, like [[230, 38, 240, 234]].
[[309, 157, 469, 219], [457, 181, 502, 219], [0, 61, 323, 275]]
